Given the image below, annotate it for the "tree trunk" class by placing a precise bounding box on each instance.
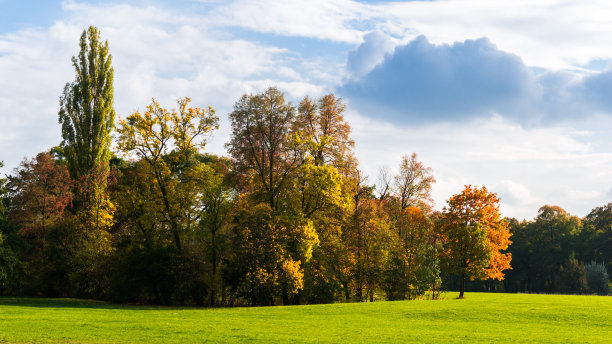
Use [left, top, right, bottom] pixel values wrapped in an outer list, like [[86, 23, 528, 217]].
[[459, 270, 466, 298], [282, 286, 290, 305], [210, 228, 217, 307], [343, 282, 350, 301]]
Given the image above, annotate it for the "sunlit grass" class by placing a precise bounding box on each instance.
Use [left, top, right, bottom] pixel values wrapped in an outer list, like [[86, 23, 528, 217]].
[[1, 292, 610, 343]]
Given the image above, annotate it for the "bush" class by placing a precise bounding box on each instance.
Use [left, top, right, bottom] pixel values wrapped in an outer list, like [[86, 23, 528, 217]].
[[585, 262, 610, 295]]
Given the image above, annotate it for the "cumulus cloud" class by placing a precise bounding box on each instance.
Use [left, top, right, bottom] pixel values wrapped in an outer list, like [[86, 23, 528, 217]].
[[340, 35, 538, 123], [346, 31, 396, 79], [580, 69, 612, 112], [339, 34, 612, 125]]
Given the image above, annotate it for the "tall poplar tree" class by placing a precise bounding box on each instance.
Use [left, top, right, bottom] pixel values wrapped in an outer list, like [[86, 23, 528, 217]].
[[59, 26, 115, 181]]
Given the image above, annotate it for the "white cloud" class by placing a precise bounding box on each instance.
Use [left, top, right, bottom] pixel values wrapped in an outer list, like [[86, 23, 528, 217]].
[[371, 0, 612, 69], [206, 0, 367, 43], [203, 0, 612, 70]]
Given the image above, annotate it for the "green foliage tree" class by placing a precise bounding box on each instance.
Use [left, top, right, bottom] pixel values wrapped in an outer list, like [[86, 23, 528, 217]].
[[343, 198, 392, 302], [0, 161, 18, 292], [0, 161, 6, 221], [511, 206, 580, 292], [555, 256, 587, 294], [582, 204, 612, 276], [59, 26, 115, 182]]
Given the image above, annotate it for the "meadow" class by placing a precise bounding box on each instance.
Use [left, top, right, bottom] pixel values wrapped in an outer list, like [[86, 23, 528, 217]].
[[0, 292, 610, 343]]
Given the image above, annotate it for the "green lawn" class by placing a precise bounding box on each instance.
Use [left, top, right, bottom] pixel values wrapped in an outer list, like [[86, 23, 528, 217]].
[[0, 293, 610, 343]]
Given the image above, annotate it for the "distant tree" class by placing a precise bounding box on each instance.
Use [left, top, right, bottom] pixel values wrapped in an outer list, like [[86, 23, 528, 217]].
[[531, 206, 580, 292], [435, 185, 512, 298], [59, 26, 114, 181], [582, 204, 612, 276], [376, 165, 392, 202], [555, 256, 587, 294], [0, 161, 19, 292]]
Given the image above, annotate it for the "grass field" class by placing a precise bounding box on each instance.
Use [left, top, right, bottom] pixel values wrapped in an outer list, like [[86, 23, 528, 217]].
[[0, 292, 611, 343]]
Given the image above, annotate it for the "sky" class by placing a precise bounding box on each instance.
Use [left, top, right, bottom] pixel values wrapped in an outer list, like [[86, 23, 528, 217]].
[[2, 0, 612, 220]]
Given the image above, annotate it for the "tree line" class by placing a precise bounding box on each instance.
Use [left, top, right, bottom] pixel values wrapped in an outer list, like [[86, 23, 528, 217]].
[[0, 27, 608, 306]]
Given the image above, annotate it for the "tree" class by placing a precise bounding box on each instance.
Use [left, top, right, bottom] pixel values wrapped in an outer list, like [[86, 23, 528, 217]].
[[343, 198, 392, 302], [59, 26, 115, 182], [225, 202, 317, 306], [6, 153, 75, 296], [555, 256, 587, 294], [226, 87, 299, 210], [195, 163, 235, 306], [435, 185, 512, 298], [7, 153, 73, 235], [376, 154, 439, 300], [393, 153, 435, 211], [0, 161, 19, 293], [529, 206, 580, 292], [116, 97, 218, 251], [582, 204, 612, 276], [396, 206, 440, 300], [0, 161, 6, 222], [286, 160, 346, 219], [294, 95, 357, 175], [58, 25, 116, 242]]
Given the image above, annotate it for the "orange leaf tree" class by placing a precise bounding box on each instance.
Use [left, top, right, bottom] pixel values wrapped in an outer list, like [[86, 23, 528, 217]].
[[435, 185, 512, 298]]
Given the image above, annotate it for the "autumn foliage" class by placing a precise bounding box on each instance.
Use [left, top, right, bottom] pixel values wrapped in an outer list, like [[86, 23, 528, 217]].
[[0, 27, 517, 305], [436, 185, 512, 298]]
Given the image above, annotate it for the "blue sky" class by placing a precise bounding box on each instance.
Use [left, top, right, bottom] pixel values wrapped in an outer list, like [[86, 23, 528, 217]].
[[2, 0, 612, 219]]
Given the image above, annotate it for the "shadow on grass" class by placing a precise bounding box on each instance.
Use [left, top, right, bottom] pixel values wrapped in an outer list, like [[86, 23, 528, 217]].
[[0, 296, 189, 311]]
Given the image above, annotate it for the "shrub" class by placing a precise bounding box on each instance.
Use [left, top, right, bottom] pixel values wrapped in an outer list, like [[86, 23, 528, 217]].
[[585, 262, 610, 295]]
